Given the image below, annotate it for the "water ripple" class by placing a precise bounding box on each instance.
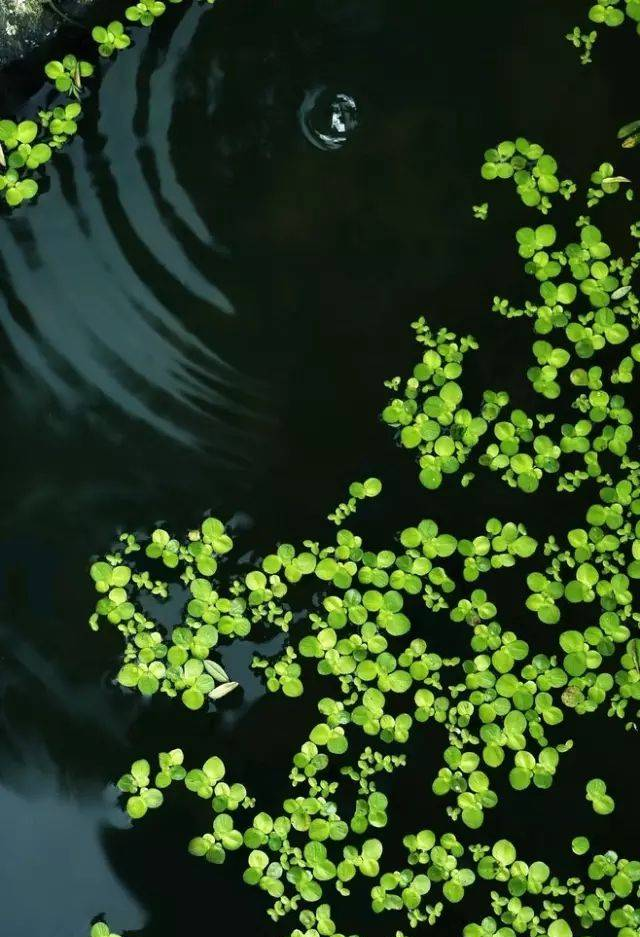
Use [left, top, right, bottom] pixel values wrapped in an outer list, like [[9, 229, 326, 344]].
[[0, 4, 270, 456]]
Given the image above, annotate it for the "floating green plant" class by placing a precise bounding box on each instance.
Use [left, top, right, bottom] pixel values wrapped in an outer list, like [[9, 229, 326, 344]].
[[585, 777, 616, 815], [328, 477, 382, 526], [571, 835, 591, 855], [480, 139, 574, 213], [91, 20, 132, 57], [44, 55, 94, 96]]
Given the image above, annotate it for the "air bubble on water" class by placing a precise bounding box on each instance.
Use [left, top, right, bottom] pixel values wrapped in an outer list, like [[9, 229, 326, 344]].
[[298, 87, 359, 151]]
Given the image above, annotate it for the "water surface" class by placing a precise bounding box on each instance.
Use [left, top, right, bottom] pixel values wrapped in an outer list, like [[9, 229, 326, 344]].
[[1, 2, 639, 934]]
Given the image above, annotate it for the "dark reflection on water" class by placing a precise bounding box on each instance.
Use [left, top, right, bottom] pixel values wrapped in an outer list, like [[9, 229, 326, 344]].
[[1, 0, 640, 934]]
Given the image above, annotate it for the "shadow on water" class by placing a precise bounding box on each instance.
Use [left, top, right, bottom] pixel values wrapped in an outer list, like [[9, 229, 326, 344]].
[[1, 1, 640, 934]]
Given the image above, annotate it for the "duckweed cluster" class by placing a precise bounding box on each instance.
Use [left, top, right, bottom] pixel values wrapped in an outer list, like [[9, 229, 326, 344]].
[[76, 6, 640, 937], [86, 135, 640, 934], [85, 135, 640, 932], [585, 777, 616, 815], [99, 747, 640, 937], [480, 139, 575, 214]]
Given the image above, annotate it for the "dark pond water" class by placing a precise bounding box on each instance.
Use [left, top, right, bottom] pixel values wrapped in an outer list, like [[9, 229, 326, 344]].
[[1, 1, 640, 934]]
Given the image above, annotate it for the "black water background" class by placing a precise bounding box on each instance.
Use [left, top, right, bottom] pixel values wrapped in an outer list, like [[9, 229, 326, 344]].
[[1, 1, 639, 934]]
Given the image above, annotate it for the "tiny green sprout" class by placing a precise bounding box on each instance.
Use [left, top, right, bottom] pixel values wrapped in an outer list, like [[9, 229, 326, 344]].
[[201, 516, 233, 554], [0, 171, 38, 207], [566, 26, 597, 64], [117, 758, 164, 819], [90, 562, 131, 593], [473, 203, 489, 221], [155, 749, 186, 788], [329, 477, 382, 524], [125, 0, 166, 26], [145, 528, 180, 567], [0, 120, 38, 150], [91, 21, 132, 58], [5, 140, 52, 171], [185, 756, 226, 798], [119, 532, 141, 554], [571, 836, 590, 855], [585, 778, 615, 815], [39, 102, 83, 148], [587, 161, 627, 206], [44, 56, 94, 97]]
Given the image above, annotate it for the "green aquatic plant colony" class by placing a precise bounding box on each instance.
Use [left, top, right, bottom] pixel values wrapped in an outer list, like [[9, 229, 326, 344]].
[[87, 144, 640, 937], [3, 0, 633, 935]]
